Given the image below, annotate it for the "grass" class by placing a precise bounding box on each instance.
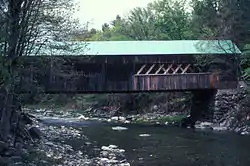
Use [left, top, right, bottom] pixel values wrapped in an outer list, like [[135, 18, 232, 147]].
[[134, 114, 187, 125], [157, 115, 187, 123]]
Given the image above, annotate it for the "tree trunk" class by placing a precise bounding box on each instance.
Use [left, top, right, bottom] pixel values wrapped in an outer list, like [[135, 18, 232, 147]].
[[0, 61, 17, 142]]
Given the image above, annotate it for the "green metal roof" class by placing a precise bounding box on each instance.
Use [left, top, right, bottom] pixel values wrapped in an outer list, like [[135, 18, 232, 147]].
[[32, 40, 241, 56]]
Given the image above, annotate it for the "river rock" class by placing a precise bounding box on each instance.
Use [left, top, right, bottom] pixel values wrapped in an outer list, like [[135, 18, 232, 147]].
[[107, 159, 119, 164], [124, 120, 131, 124], [77, 115, 89, 120], [111, 116, 126, 122], [35, 108, 46, 113], [139, 134, 151, 137], [109, 145, 118, 149], [241, 131, 249, 135], [112, 126, 128, 131], [100, 158, 109, 162], [120, 163, 131, 166], [100, 151, 109, 157], [212, 126, 227, 131], [195, 122, 213, 129]]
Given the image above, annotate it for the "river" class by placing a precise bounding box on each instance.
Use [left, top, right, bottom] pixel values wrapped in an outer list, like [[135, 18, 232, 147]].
[[43, 119, 250, 166]]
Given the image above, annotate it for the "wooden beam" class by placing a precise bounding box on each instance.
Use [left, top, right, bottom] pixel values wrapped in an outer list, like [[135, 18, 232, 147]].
[[146, 64, 155, 74], [136, 64, 146, 74], [155, 64, 164, 74], [173, 64, 182, 74], [181, 64, 191, 74], [164, 64, 173, 74]]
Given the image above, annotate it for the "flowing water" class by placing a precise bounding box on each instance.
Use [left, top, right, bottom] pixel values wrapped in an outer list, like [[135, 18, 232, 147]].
[[45, 119, 250, 166]]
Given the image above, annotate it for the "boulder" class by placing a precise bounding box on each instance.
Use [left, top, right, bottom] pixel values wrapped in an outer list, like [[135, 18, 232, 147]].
[[29, 127, 42, 139]]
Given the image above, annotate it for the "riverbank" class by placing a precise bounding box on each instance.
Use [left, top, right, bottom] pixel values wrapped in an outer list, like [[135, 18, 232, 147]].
[[14, 108, 250, 166], [2, 103, 247, 165], [3, 115, 131, 166], [25, 106, 187, 126], [25, 105, 250, 135]]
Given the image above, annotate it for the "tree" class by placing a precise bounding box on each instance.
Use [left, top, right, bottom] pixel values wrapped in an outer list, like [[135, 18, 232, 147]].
[[126, 7, 160, 40], [191, 0, 250, 81], [191, 0, 250, 49], [0, 0, 82, 143], [86, 16, 133, 41], [151, 0, 193, 39]]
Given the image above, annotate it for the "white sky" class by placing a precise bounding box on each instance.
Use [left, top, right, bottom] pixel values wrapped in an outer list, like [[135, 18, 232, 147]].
[[74, 0, 155, 29]]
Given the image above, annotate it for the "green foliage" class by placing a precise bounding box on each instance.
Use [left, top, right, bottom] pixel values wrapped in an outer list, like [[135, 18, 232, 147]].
[[78, 0, 193, 41], [241, 44, 250, 84], [151, 0, 194, 39]]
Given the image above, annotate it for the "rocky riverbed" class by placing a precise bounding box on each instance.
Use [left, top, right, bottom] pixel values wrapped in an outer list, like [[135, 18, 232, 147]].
[[3, 98, 248, 165], [0, 112, 131, 166], [30, 122, 131, 166], [26, 107, 185, 126], [18, 85, 250, 165], [26, 103, 250, 135]]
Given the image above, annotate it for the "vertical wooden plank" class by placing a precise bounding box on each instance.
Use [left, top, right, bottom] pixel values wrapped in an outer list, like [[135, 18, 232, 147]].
[[162, 75, 165, 90], [132, 76, 135, 90], [151, 76, 154, 90], [193, 75, 196, 89], [158, 75, 162, 90], [154, 76, 157, 90], [179, 75, 182, 90], [138, 76, 141, 91], [142, 76, 145, 91], [173, 75, 177, 90], [167, 75, 171, 90], [188, 75, 191, 89], [173, 75, 176, 90], [147, 76, 150, 90], [164, 75, 167, 90], [137, 76, 140, 91], [169, 75, 172, 90], [183, 75, 186, 90], [203, 74, 206, 89]]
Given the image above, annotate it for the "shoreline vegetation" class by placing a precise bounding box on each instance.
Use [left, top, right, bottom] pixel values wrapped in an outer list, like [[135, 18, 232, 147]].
[[25, 103, 250, 134]]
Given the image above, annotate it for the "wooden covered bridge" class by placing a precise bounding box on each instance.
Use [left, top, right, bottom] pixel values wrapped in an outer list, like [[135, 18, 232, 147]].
[[18, 40, 241, 93]]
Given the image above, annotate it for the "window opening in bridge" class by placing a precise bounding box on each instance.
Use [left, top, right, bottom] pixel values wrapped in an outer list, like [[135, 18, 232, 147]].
[[135, 63, 195, 75]]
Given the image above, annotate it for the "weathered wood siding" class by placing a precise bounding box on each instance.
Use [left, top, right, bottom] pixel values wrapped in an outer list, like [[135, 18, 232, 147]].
[[133, 73, 220, 91], [15, 55, 238, 93], [19, 73, 223, 93]]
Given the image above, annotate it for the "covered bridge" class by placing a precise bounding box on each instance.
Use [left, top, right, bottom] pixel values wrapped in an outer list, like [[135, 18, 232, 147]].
[[18, 40, 241, 93]]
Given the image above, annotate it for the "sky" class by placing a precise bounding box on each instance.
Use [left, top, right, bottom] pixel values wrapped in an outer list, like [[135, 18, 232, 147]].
[[74, 0, 155, 29]]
